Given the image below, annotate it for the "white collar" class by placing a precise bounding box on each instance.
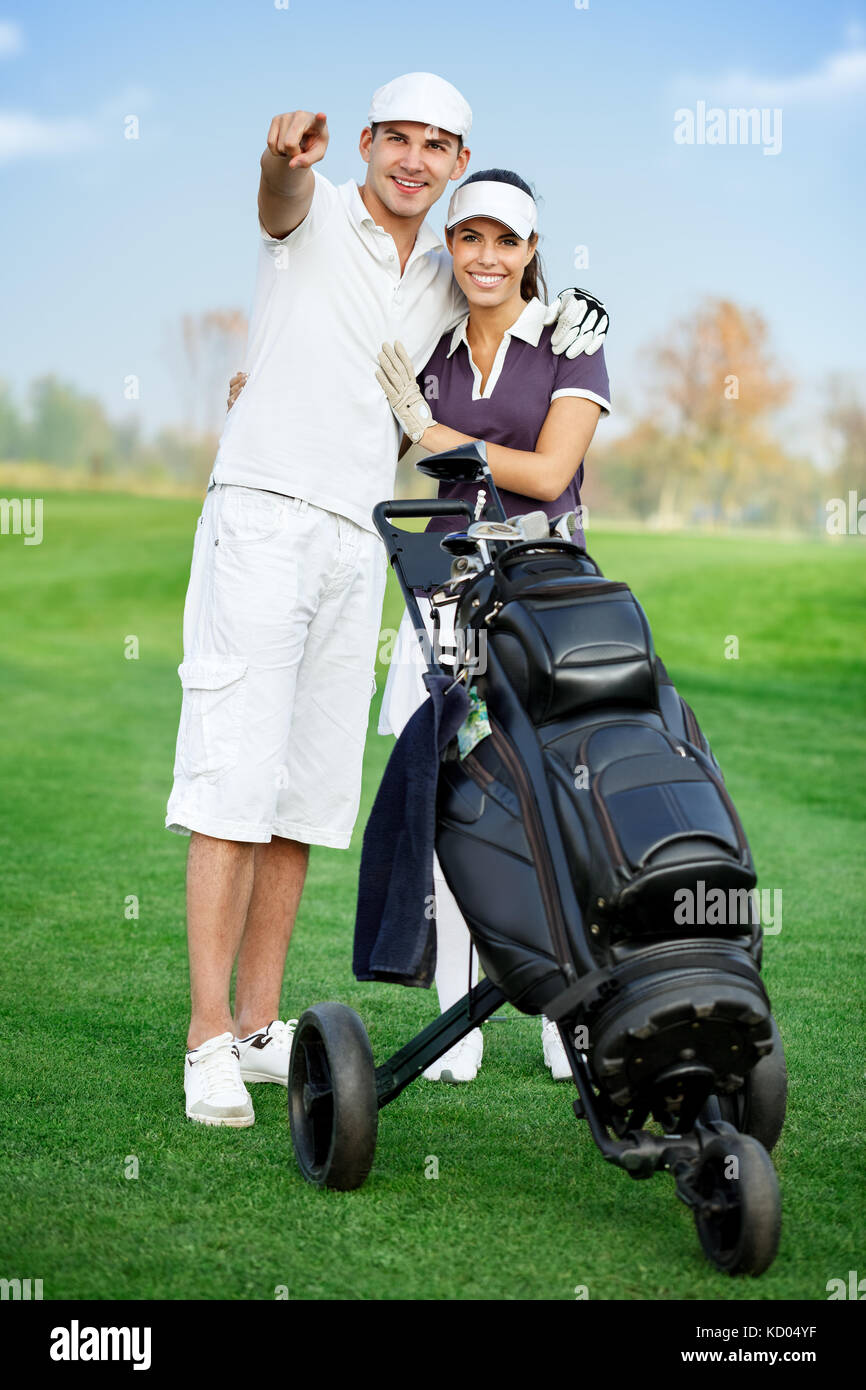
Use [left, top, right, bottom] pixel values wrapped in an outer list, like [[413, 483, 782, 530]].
[[446, 295, 548, 358], [345, 179, 443, 256]]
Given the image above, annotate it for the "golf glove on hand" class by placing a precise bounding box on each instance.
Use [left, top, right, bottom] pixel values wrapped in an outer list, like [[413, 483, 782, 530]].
[[544, 287, 609, 358], [376, 341, 437, 443]]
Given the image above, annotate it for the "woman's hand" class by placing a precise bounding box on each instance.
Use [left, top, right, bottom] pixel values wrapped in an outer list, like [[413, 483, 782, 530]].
[[375, 342, 437, 443], [227, 371, 248, 411]]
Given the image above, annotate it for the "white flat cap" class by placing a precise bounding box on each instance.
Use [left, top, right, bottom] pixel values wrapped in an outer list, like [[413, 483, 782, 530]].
[[368, 71, 472, 141]]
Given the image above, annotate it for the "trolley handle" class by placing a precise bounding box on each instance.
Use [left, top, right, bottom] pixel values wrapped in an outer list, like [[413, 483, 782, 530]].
[[373, 498, 475, 531]]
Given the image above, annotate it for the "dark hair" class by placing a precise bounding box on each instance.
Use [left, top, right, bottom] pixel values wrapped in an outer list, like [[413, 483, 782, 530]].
[[456, 168, 546, 302], [369, 121, 464, 153]]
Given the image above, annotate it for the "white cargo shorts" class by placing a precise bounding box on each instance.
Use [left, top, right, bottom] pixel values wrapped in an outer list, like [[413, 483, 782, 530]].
[[165, 483, 387, 848]]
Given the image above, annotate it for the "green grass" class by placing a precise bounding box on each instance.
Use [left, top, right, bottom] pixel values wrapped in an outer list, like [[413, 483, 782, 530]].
[[0, 492, 864, 1300]]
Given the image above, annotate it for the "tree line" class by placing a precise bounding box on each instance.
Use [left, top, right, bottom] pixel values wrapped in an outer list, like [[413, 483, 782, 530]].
[[0, 299, 862, 530], [582, 299, 864, 531]]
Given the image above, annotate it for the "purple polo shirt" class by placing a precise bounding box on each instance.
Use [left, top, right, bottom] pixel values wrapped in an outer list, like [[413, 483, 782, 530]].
[[418, 296, 611, 542]]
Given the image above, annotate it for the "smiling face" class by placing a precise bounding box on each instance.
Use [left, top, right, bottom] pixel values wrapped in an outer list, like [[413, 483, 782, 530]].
[[359, 120, 470, 221], [446, 216, 538, 310]]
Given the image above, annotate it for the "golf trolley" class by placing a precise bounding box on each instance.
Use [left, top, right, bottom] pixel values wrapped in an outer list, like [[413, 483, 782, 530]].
[[287, 444, 786, 1277]]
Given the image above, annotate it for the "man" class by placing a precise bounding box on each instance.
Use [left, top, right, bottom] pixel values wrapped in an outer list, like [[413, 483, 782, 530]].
[[167, 72, 609, 1127]]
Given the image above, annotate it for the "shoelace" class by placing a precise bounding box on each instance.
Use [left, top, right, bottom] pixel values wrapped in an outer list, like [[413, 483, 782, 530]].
[[267, 1019, 298, 1052], [197, 1044, 243, 1097]]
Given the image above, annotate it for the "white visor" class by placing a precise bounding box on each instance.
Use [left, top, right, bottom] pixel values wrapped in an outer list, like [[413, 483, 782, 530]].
[[446, 180, 538, 240]]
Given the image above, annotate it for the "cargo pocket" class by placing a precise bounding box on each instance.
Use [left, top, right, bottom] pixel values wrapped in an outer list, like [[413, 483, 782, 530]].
[[177, 656, 248, 779]]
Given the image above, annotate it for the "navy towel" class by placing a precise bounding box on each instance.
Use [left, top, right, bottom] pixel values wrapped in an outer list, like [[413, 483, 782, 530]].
[[353, 672, 470, 987]]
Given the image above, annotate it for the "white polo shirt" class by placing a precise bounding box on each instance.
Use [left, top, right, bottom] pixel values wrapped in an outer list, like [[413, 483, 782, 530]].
[[213, 172, 466, 532]]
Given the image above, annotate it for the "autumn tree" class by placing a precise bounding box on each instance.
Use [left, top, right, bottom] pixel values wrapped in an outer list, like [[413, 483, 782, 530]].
[[651, 299, 792, 525]]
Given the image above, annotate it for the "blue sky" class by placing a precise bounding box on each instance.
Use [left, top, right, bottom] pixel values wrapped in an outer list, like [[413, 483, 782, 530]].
[[0, 0, 864, 460]]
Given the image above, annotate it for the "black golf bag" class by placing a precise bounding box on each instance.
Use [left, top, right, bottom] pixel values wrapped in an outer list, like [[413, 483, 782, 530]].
[[434, 515, 773, 1135], [287, 443, 783, 1275]]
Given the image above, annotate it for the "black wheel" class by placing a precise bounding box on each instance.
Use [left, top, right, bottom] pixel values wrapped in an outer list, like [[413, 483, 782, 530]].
[[288, 1003, 378, 1190], [692, 1133, 781, 1276], [703, 1018, 787, 1151]]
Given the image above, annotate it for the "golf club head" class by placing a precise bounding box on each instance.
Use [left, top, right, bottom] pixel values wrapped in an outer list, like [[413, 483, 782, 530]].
[[449, 553, 485, 582], [416, 441, 488, 483], [467, 519, 523, 567], [467, 520, 522, 542], [506, 510, 550, 542], [439, 531, 479, 556], [550, 510, 578, 540]]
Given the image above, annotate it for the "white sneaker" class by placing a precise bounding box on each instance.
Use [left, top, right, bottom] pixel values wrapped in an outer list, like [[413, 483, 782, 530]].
[[235, 1018, 297, 1086], [185, 1031, 255, 1126], [423, 1028, 483, 1083], [541, 1016, 571, 1081]]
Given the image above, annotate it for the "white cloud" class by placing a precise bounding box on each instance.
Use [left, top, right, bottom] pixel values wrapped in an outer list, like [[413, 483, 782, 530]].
[[0, 19, 23, 56], [683, 46, 866, 107], [94, 84, 154, 121], [0, 88, 152, 163], [0, 112, 98, 162]]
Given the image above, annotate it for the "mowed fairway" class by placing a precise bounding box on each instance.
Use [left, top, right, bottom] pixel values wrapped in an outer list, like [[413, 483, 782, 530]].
[[0, 490, 863, 1301]]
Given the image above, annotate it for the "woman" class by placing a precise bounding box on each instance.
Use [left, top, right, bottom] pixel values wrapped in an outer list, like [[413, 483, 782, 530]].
[[375, 169, 611, 1082]]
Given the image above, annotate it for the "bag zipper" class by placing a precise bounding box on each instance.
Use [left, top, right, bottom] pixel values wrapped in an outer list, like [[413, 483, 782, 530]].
[[487, 723, 577, 983]]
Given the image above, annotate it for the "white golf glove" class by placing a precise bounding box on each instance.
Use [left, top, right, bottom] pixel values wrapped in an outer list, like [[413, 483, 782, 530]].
[[375, 341, 437, 443], [543, 287, 609, 358]]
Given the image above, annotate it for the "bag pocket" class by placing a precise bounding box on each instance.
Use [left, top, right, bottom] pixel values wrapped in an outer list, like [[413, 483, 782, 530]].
[[594, 749, 742, 870], [177, 656, 248, 779], [545, 721, 754, 942], [489, 583, 657, 726]]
